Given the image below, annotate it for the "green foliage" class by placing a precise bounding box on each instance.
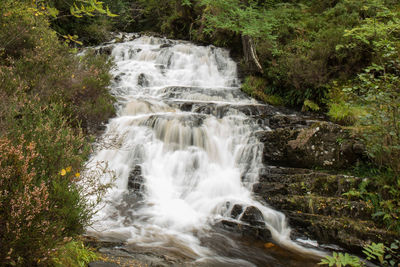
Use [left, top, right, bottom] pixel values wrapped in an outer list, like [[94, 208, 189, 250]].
[[241, 76, 284, 106], [327, 101, 366, 125], [38, 0, 118, 44], [0, 3, 115, 131], [0, 1, 115, 265], [50, 240, 99, 267], [384, 240, 400, 266], [132, 0, 197, 39], [302, 99, 320, 112], [342, 167, 400, 231], [320, 241, 400, 266], [319, 252, 362, 267], [0, 96, 113, 266], [363, 242, 385, 264], [321, 1, 400, 232], [200, 0, 276, 39]]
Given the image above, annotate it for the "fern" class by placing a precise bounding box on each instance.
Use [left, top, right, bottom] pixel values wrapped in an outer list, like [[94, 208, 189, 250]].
[[319, 252, 362, 267], [363, 243, 385, 264]]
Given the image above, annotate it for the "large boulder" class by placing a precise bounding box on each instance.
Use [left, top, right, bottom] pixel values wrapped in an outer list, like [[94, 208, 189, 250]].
[[218, 205, 272, 242], [259, 122, 365, 169]]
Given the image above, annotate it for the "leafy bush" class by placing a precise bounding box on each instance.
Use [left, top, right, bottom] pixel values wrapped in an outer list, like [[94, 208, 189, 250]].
[[319, 242, 388, 267], [319, 252, 361, 267], [0, 97, 112, 265], [0, 1, 115, 265], [0, 0, 115, 132], [0, 137, 52, 266], [50, 240, 98, 267], [241, 76, 284, 106], [328, 101, 366, 125]]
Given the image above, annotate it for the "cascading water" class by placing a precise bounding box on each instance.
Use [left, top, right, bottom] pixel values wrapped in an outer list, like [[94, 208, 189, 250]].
[[86, 35, 321, 266]]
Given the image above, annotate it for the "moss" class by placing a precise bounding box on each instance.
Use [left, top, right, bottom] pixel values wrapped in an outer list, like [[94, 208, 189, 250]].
[[328, 102, 367, 126], [241, 76, 284, 106]]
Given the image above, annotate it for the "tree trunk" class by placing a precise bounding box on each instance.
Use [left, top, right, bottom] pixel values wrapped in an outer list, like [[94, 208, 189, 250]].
[[242, 35, 263, 73]]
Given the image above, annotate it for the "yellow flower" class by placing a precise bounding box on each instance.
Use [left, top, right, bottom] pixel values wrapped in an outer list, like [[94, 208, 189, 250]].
[[66, 166, 72, 173], [60, 169, 66, 176], [75, 173, 80, 178]]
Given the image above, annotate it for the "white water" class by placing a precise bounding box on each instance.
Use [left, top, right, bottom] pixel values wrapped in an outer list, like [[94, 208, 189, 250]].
[[86, 35, 319, 265]]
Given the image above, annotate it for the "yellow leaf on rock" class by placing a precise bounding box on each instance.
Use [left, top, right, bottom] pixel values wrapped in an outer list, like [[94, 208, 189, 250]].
[[264, 242, 275, 249]]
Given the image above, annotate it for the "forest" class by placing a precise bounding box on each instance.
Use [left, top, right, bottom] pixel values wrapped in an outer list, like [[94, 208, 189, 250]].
[[0, 0, 400, 266]]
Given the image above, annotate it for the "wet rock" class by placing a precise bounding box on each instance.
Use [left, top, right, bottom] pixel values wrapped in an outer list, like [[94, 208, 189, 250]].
[[266, 114, 311, 130], [253, 166, 400, 253], [221, 205, 272, 242], [160, 43, 173, 48], [114, 73, 126, 83], [230, 204, 243, 219], [137, 73, 149, 87], [97, 46, 114, 55], [219, 219, 272, 242], [286, 212, 398, 252], [166, 100, 279, 120], [241, 206, 265, 227], [128, 165, 144, 194], [128, 48, 142, 58], [89, 262, 120, 267], [259, 122, 365, 169]]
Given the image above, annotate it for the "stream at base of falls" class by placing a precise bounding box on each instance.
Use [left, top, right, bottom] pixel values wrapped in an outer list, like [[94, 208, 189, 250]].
[[85, 34, 324, 266]]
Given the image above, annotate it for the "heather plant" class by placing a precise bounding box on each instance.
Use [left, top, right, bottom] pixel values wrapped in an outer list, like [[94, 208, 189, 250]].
[[0, 96, 113, 265], [0, 137, 53, 265], [0, 1, 116, 265]]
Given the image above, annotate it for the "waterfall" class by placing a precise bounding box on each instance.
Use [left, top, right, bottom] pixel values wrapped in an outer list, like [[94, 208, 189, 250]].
[[86, 34, 321, 266]]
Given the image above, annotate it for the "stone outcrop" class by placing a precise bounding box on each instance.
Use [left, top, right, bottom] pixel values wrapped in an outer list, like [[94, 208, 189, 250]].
[[127, 165, 144, 194], [253, 166, 400, 252], [218, 204, 272, 242], [250, 106, 400, 253], [258, 121, 365, 169], [218, 205, 272, 242]]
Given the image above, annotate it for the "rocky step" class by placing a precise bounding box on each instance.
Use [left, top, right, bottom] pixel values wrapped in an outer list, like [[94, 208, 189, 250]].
[[285, 211, 399, 253], [215, 205, 272, 242], [262, 113, 321, 130], [256, 167, 362, 197], [257, 122, 365, 170], [265, 194, 373, 221], [159, 86, 250, 101], [165, 100, 324, 128], [252, 165, 400, 253], [165, 100, 278, 119], [217, 219, 272, 243]]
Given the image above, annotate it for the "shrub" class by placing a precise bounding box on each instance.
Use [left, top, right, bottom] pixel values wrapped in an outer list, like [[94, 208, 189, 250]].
[[0, 137, 53, 266], [328, 101, 366, 125], [0, 95, 114, 265], [0, 1, 116, 264], [0, 0, 115, 133], [241, 76, 284, 106], [50, 240, 98, 267]]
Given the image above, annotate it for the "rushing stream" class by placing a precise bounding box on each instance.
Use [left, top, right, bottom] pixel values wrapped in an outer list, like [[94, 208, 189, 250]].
[[86, 34, 322, 266]]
